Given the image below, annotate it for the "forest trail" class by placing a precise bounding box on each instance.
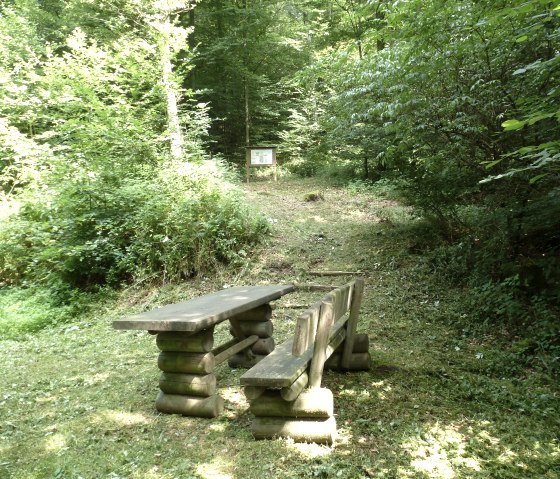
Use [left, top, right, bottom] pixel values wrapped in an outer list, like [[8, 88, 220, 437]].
[[0, 178, 556, 479], [242, 178, 388, 278]]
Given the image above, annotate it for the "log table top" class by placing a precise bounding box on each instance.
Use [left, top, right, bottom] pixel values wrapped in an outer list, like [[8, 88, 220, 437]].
[[112, 284, 295, 333]]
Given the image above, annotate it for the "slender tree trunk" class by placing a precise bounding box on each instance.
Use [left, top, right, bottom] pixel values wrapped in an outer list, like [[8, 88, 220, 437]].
[[158, 4, 184, 160], [188, 7, 196, 89], [243, 0, 250, 146], [162, 48, 184, 160]]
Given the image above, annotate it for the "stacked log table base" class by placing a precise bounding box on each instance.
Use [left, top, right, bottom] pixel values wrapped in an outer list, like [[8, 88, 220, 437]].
[[156, 328, 224, 418], [247, 387, 336, 445], [228, 304, 275, 369]]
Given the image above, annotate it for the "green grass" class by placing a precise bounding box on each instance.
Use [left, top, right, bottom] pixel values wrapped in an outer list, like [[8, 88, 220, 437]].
[[0, 177, 558, 478]]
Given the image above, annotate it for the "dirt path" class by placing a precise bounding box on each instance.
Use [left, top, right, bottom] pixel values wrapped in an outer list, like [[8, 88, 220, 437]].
[[242, 178, 389, 280]]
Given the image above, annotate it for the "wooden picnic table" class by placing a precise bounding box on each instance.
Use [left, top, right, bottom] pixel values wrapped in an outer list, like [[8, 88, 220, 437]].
[[112, 284, 295, 418]]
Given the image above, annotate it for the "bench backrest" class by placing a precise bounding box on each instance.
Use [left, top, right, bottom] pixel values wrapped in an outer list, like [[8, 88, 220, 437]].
[[293, 279, 363, 388]]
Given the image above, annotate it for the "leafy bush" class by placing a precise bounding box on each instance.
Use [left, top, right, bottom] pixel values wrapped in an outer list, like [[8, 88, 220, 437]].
[[0, 160, 269, 289]]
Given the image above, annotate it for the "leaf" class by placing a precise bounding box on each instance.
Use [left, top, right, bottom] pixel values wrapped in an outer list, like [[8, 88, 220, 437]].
[[483, 159, 502, 169], [516, 35, 529, 43], [501, 119, 525, 131], [529, 173, 548, 184]]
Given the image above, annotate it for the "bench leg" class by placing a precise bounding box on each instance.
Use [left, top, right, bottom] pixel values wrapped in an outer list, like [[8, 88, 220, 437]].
[[325, 333, 372, 371], [247, 388, 336, 445]]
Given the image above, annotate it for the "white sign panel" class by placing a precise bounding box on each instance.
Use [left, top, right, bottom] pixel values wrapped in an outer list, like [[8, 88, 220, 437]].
[[250, 149, 274, 166]]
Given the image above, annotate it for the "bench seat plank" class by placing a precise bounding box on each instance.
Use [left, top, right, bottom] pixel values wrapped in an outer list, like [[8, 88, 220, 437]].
[[112, 285, 294, 333], [240, 318, 347, 388]]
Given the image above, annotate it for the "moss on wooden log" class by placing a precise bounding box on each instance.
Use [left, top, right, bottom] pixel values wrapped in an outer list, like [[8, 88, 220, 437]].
[[227, 353, 266, 369], [244, 386, 267, 401], [324, 352, 372, 371], [157, 351, 215, 374], [251, 416, 336, 444], [155, 391, 224, 418], [229, 320, 273, 338], [280, 371, 308, 402], [229, 304, 272, 322], [250, 388, 333, 418], [156, 328, 214, 353], [159, 372, 216, 396], [251, 337, 275, 355], [334, 333, 369, 354]]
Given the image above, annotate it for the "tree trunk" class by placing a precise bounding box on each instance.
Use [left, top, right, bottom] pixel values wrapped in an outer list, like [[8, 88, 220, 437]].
[[158, 7, 184, 160], [243, 0, 250, 146]]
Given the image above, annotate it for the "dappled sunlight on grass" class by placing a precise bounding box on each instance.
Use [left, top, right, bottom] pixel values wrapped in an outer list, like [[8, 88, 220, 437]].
[[103, 411, 151, 427], [44, 433, 66, 453], [220, 387, 248, 409], [1, 179, 558, 479], [208, 422, 227, 433], [287, 439, 333, 458], [196, 459, 233, 479], [400, 423, 481, 478], [83, 372, 111, 386]]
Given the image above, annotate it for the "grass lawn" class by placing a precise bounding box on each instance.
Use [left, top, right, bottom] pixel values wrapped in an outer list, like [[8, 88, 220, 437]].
[[1, 178, 558, 478]]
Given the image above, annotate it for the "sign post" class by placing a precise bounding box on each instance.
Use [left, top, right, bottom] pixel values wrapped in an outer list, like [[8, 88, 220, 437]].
[[246, 146, 278, 182]]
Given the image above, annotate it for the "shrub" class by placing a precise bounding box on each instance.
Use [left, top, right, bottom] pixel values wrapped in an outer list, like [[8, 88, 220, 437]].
[[0, 160, 269, 289]]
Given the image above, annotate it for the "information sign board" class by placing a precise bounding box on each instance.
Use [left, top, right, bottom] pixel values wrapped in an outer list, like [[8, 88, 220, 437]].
[[246, 146, 278, 182], [250, 149, 274, 166]]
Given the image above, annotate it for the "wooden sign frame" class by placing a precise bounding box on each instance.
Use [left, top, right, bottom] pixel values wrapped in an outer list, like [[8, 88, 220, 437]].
[[246, 146, 278, 182]]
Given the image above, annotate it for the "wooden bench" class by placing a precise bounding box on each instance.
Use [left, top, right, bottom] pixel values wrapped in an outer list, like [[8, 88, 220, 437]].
[[240, 278, 371, 444], [112, 284, 294, 417]]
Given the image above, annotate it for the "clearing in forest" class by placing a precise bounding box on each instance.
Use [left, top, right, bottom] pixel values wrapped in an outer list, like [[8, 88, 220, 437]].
[[0, 178, 557, 479]]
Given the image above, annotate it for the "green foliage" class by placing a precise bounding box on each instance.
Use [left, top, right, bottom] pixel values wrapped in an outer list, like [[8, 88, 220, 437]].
[[0, 286, 95, 339], [0, 1, 270, 331], [278, 0, 560, 355], [0, 161, 268, 289]]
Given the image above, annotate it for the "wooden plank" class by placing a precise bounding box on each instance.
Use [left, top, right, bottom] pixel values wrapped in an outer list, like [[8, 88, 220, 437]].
[[240, 319, 346, 388], [112, 284, 294, 332], [281, 371, 308, 401], [308, 297, 335, 388], [341, 277, 364, 369], [250, 388, 333, 418], [155, 391, 224, 418], [292, 301, 321, 356], [228, 304, 272, 322], [292, 311, 311, 357], [251, 337, 275, 355], [325, 352, 371, 371], [159, 372, 217, 396], [251, 416, 336, 445], [156, 328, 214, 352], [214, 335, 258, 366], [211, 338, 238, 357], [293, 284, 337, 292], [244, 386, 267, 401]]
